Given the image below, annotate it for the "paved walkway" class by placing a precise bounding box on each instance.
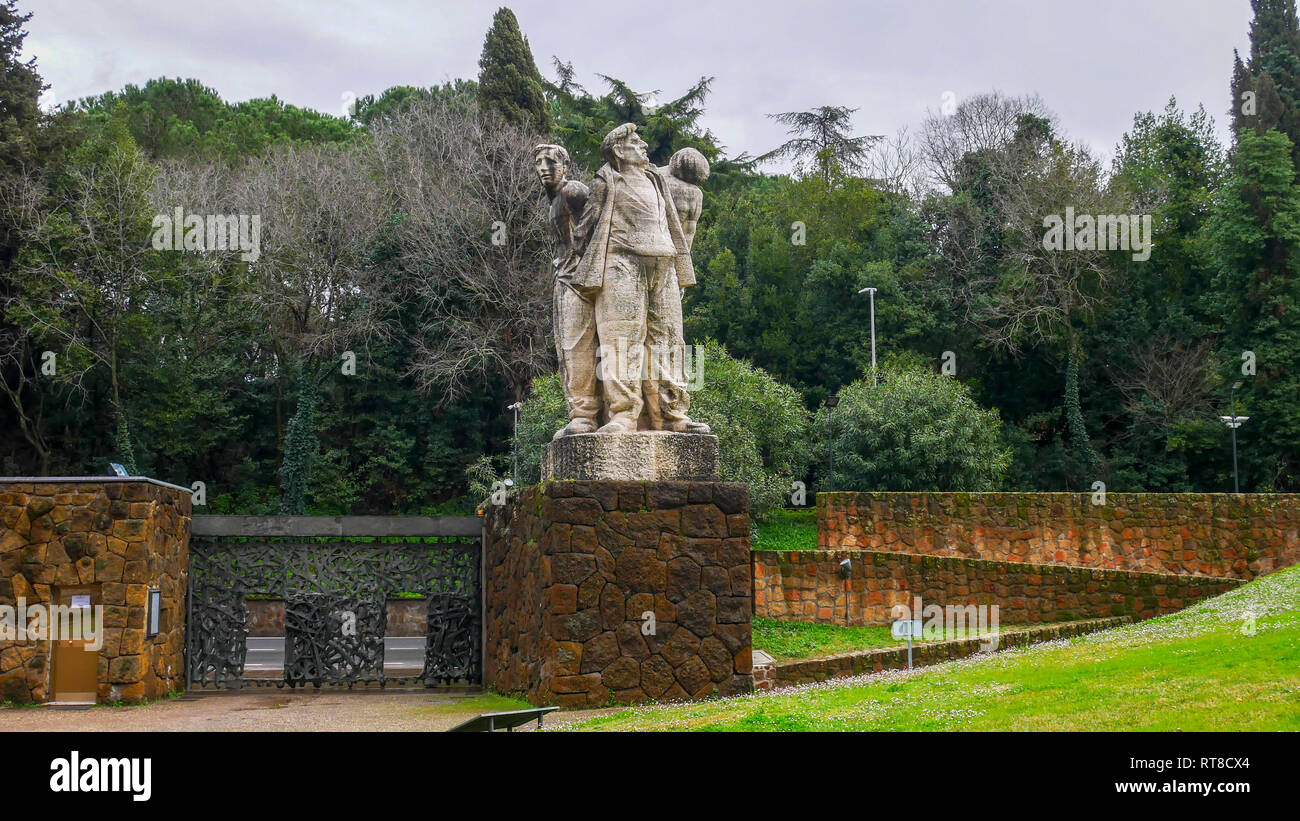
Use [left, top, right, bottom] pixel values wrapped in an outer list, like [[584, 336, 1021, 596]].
[[0, 689, 557, 732]]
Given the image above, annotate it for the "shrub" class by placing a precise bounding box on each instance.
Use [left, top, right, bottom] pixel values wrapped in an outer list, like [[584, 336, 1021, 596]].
[[811, 362, 1010, 491]]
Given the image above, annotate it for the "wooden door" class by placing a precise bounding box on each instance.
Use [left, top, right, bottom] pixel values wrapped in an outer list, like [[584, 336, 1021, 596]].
[[50, 585, 99, 704]]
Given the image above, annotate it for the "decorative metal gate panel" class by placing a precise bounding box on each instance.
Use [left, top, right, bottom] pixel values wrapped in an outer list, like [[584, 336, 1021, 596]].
[[186, 516, 482, 689]]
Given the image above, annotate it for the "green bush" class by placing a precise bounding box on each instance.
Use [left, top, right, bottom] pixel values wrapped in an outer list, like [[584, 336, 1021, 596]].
[[811, 362, 1010, 491]]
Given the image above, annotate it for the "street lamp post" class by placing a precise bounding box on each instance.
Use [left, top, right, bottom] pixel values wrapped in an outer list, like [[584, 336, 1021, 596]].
[[1219, 382, 1249, 493], [825, 394, 838, 492], [507, 401, 523, 487], [857, 287, 877, 387]]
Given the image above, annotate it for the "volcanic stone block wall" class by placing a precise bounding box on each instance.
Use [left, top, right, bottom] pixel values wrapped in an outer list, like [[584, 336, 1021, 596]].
[[0, 478, 190, 703], [818, 492, 1300, 579], [483, 480, 753, 707], [752, 549, 1243, 626]]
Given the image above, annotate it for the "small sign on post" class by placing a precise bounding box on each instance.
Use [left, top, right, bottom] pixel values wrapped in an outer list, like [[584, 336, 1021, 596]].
[[892, 618, 923, 669]]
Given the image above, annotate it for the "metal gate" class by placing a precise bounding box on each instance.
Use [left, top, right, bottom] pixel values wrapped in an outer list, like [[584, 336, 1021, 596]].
[[186, 515, 482, 690]]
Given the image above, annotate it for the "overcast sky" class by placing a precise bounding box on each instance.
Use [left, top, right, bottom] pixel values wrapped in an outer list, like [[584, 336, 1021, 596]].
[[23, 0, 1253, 167]]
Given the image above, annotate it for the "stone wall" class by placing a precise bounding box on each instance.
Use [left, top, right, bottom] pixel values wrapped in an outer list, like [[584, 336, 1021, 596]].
[[818, 492, 1300, 579], [0, 478, 191, 703], [484, 480, 753, 707], [752, 549, 1242, 626]]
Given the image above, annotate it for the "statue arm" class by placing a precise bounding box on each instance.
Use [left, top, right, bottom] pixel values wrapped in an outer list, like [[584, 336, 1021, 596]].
[[572, 176, 605, 257], [562, 180, 589, 243]]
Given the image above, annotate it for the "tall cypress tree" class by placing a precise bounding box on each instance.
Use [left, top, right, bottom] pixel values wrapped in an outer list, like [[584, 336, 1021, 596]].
[[1212, 0, 1300, 489], [1232, 0, 1300, 165], [476, 7, 551, 136]]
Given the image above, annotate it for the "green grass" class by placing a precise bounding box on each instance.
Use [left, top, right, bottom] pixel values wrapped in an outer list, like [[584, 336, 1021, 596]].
[[556, 565, 1300, 731], [754, 617, 1013, 659], [752, 508, 817, 550], [412, 692, 531, 717]]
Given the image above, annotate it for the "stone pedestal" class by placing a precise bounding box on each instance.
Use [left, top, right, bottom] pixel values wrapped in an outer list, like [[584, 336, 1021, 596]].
[[482, 480, 753, 707], [541, 432, 719, 481]]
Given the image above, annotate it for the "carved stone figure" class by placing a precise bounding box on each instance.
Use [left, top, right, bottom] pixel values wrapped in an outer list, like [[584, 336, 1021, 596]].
[[661, 147, 709, 250], [534, 144, 599, 438], [536, 126, 718, 482]]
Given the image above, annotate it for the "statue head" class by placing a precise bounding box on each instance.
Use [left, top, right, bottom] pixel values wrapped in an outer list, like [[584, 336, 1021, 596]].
[[601, 123, 649, 172], [534, 144, 571, 194], [669, 147, 710, 185]]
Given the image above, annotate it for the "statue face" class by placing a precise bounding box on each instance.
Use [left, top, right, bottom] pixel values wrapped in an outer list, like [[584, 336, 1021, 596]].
[[612, 131, 650, 170], [535, 151, 566, 189]]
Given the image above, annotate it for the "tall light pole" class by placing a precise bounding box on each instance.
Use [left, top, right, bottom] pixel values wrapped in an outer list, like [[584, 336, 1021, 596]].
[[507, 401, 523, 486], [1220, 382, 1249, 493], [858, 287, 877, 386], [825, 394, 838, 492]]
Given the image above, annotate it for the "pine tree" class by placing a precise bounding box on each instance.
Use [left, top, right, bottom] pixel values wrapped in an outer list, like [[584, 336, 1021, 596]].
[[476, 7, 550, 136], [760, 106, 879, 184]]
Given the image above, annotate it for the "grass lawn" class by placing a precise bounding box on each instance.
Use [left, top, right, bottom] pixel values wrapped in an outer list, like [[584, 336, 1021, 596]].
[[752, 508, 817, 550], [411, 692, 531, 718], [555, 565, 1300, 731], [753, 617, 1011, 659]]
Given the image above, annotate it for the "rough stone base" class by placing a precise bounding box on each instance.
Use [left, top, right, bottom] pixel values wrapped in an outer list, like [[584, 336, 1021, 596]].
[[483, 480, 753, 707], [541, 432, 719, 481]]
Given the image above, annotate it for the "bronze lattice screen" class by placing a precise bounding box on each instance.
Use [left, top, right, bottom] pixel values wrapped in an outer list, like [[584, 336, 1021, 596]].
[[186, 516, 481, 689]]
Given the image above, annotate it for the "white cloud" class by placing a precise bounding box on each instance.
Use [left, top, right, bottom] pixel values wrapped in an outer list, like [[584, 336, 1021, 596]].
[[22, 0, 1252, 163]]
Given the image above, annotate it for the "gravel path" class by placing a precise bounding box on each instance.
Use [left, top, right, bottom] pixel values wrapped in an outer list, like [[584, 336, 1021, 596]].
[[0, 689, 554, 732]]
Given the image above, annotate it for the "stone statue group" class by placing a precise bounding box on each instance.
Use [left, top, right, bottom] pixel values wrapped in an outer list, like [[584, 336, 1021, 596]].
[[535, 124, 711, 441]]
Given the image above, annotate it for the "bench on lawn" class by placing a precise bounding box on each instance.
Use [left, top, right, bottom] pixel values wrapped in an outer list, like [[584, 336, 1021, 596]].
[[447, 706, 560, 732]]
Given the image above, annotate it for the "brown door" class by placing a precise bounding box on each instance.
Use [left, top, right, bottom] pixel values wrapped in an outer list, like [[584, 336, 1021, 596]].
[[50, 585, 100, 704]]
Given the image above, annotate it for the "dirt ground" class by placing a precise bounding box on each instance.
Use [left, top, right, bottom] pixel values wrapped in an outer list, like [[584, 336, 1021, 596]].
[[0, 689, 609, 732]]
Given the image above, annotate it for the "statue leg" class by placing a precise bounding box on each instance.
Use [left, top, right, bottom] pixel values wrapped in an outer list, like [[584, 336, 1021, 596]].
[[593, 252, 647, 433], [645, 258, 709, 433], [553, 278, 599, 439]]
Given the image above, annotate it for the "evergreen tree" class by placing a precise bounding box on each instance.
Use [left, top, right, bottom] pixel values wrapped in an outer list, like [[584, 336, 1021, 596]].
[[0, 0, 41, 173], [1096, 100, 1225, 491], [476, 7, 550, 136], [1209, 129, 1300, 488], [546, 68, 725, 173], [0, 0, 43, 276], [1211, 0, 1300, 489], [760, 106, 879, 184], [1232, 0, 1300, 168]]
